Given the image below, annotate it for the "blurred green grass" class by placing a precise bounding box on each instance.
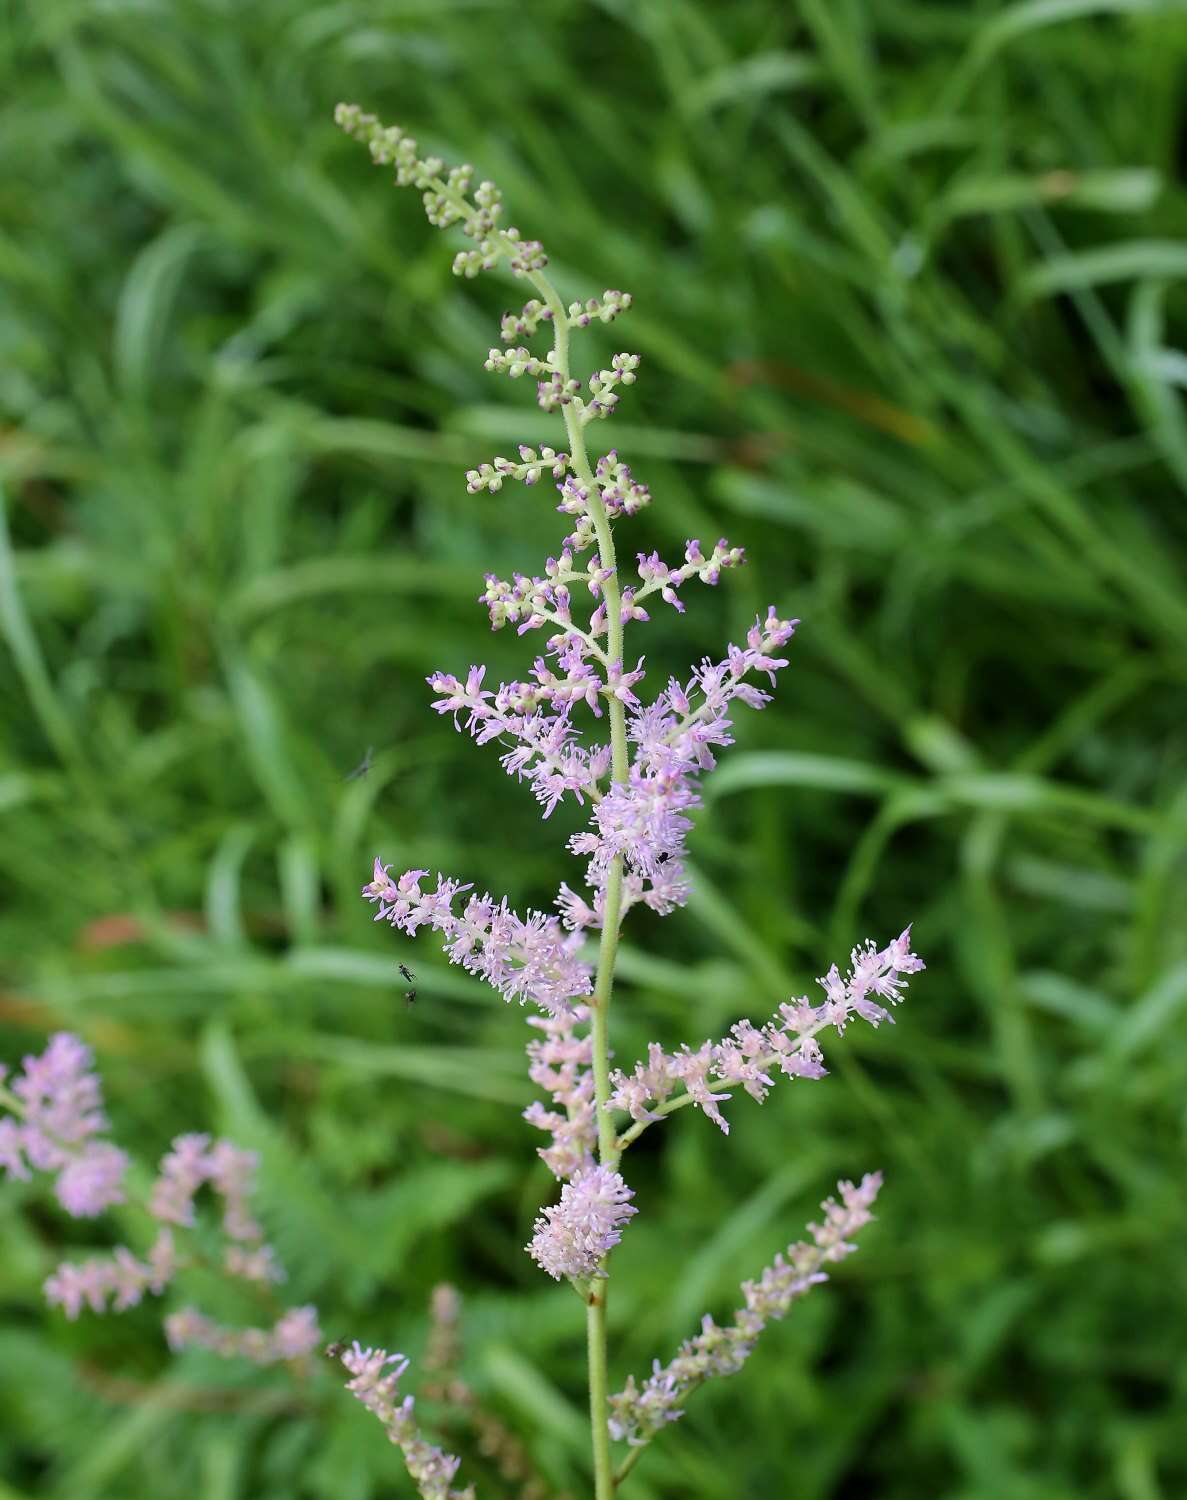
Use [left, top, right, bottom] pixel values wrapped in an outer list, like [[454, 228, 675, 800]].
[[2, 1, 1186, 1496]]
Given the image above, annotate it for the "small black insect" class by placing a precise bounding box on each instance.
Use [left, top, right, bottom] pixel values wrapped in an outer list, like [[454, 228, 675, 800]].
[[405, 988, 417, 1006], [397, 963, 416, 984], [342, 746, 374, 782], [325, 1341, 346, 1360]]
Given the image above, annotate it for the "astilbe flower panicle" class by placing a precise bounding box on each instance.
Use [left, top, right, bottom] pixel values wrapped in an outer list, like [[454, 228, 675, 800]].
[[608, 929, 924, 1135], [328, 102, 925, 1493], [421, 605, 797, 917], [336, 107, 794, 940], [608, 1174, 883, 1447], [337, 1342, 474, 1500], [0, 1033, 130, 1217], [0, 102, 930, 1500]]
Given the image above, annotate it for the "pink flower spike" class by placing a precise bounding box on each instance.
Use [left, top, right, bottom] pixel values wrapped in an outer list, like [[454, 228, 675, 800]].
[[608, 930, 922, 1134], [608, 1173, 882, 1448], [364, 866, 591, 1015]]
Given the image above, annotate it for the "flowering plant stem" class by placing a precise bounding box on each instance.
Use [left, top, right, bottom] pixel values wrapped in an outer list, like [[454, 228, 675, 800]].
[[587, 854, 625, 1499], [532, 262, 630, 1500]]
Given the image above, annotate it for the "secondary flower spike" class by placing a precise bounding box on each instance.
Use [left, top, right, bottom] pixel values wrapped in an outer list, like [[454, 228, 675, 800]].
[[608, 1174, 883, 1447], [607, 929, 924, 1135], [363, 863, 591, 1015], [336, 1341, 474, 1500], [43, 1122, 293, 1323]]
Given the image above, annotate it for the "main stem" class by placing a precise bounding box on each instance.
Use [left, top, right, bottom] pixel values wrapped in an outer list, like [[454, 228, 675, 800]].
[[584, 854, 622, 1498], [531, 267, 629, 1500]]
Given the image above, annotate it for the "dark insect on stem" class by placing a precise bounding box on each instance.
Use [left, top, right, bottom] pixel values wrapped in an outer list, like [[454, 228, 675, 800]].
[[405, 989, 417, 1006], [398, 963, 415, 983]]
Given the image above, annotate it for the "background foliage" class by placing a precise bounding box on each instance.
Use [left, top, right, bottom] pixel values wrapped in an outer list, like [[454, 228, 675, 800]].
[[2, 1, 1186, 1496]]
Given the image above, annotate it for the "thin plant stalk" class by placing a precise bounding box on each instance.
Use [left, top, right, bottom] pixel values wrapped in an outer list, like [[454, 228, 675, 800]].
[[527, 262, 631, 1496]]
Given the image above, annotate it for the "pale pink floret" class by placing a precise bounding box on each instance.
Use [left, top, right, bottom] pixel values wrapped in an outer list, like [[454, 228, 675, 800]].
[[39, 1112, 288, 1331], [44, 1229, 177, 1319], [54, 1142, 130, 1218], [150, 1132, 213, 1225], [13, 1033, 108, 1148], [148, 1132, 265, 1243], [208, 1139, 263, 1242]]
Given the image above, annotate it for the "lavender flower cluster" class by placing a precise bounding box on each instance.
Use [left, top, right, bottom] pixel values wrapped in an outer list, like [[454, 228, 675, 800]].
[[363, 863, 590, 1016], [0, 1036, 473, 1491], [339, 105, 788, 941], [526, 1163, 637, 1282], [424, 592, 790, 898], [165, 1305, 322, 1366], [523, 1005, 596, 1178], [0, 1032, 129, 1217]]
